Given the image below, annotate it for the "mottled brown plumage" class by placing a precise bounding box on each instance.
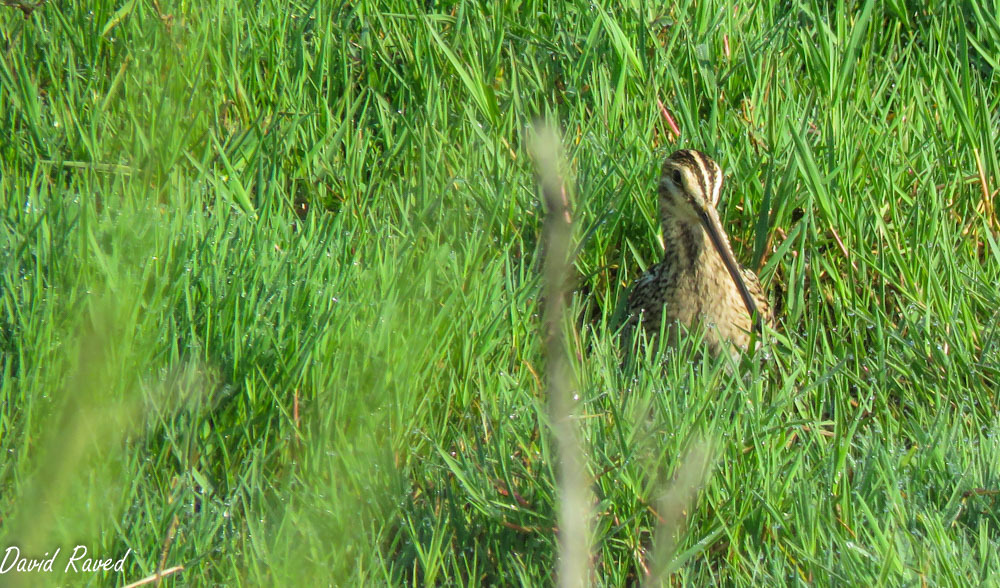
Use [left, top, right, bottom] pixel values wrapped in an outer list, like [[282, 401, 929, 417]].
[[624, 149, 772, 358]]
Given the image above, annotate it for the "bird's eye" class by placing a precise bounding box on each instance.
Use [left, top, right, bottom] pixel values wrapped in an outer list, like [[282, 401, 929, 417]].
[[671, 169, 682, 185]]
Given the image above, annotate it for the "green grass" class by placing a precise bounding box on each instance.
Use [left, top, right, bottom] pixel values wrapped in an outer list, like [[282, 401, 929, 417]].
[[2, 0, 1000, 585]]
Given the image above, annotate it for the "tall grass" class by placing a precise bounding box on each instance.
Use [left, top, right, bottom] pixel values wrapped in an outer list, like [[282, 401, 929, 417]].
[[1, 0, 999, 585]]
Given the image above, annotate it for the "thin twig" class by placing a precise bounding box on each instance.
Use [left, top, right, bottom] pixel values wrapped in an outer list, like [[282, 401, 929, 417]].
[[657, 98, 680, 141], [156, 515, 179, 587], [973, 148, 996, 232], [828, 226, 857, 271], [122, 566, 184, 588]]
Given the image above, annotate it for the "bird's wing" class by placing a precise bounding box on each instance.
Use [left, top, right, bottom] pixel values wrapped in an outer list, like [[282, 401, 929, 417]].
[[740, 266, 772, 327]]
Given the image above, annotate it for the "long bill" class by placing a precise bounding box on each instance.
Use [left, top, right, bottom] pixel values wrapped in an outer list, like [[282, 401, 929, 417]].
[[696, 208, 763, 334]]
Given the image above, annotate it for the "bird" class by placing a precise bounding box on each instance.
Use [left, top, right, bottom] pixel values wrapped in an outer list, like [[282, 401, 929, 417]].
[[622, 149, 773, 359]]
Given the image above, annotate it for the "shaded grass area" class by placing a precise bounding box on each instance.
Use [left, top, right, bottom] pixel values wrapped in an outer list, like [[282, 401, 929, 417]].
[[2, 0, 1000, 584]]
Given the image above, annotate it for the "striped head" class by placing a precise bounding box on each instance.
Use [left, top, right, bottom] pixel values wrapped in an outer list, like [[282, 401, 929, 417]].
[[656, 149, 764, 334], [657, 149, 724, 226]]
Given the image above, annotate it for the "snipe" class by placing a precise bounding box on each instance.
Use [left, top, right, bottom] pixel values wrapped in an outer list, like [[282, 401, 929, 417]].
[[623, 149, 773, 358]]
